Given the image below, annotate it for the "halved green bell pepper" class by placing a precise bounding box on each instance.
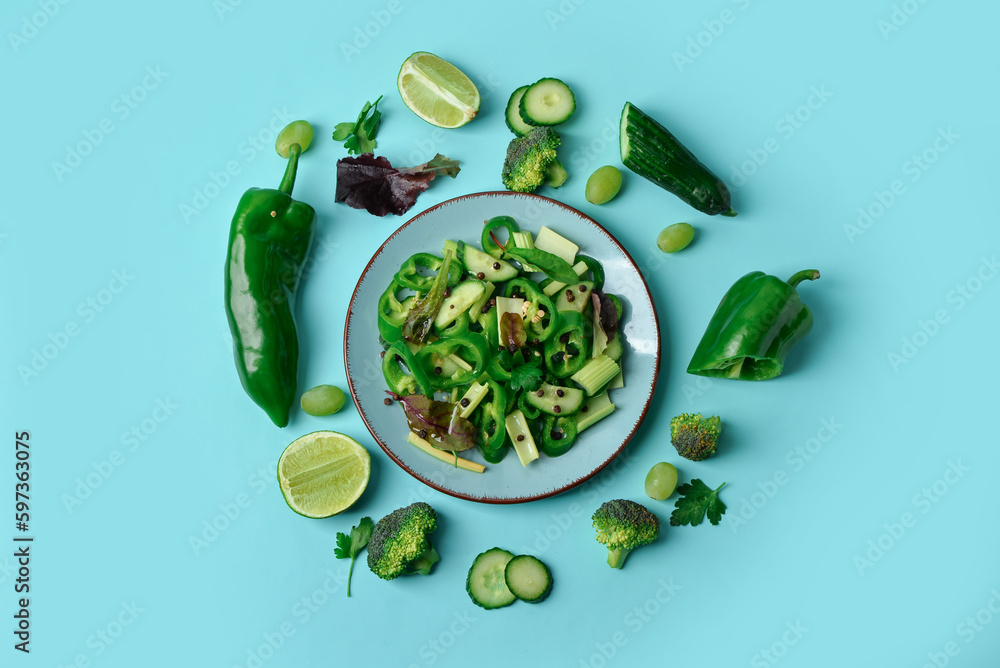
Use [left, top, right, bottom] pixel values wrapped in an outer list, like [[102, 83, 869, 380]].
[[687, 269, 820, 381]]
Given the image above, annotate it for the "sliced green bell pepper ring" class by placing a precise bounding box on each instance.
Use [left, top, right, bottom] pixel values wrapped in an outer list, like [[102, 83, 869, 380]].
[[544, 310, 589, 378], [378, 280, 413, 343], [481, 215, 520, 258], [477, 380, 508, 463], [541, 415, 578, 457], [485, 356, 511, 383], [435, 311, 470, 338], [415, 332, 491, 390], [687, 269, 820, 381], [382, 341, 431, 395], [479, 306, 499, 349], [504, 278, 559, 343], [578, 255, 605, 293], [517, 390, 541, 420], [225, 122, 317, 428], [395, 253, 463, 292]]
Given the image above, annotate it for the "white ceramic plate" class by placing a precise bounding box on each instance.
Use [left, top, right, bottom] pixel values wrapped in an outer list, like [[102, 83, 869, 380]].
[[344, 192, 660, 503]]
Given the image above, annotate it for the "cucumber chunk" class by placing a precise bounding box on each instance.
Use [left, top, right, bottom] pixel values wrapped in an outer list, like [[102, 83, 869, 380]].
[[505, 555, 552, 603], [467, 548, 516, 609], [555, 282, 594, 313], [435, 280, 485, 330], [525, 382, 584, 416], [462, 243, 518, 282], [519, 78, 576, 126], [505, 85, 533, 136]]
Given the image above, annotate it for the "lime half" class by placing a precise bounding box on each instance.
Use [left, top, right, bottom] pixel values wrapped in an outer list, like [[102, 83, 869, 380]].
[[397, 52, 480, 128], [277, 431, 370, 518]]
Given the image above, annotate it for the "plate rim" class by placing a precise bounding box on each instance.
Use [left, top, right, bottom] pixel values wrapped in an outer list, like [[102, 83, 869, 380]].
[[343, 190, 661, 504]]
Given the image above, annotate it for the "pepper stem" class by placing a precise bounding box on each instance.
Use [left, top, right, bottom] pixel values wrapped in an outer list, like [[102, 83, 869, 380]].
[[787, 269, 820, 288], [278, 143, 301, 196]]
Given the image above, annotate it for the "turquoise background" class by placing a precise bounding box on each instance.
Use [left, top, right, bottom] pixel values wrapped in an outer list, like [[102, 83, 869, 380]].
[[2, 0, 998, 666]]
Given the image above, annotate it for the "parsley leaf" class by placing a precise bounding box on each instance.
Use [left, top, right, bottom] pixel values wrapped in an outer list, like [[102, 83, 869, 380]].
[[332, 96, 383, 155], [670, 479, 727, 527], [508, 357, 543, 393], [334, 516, 373, 596]]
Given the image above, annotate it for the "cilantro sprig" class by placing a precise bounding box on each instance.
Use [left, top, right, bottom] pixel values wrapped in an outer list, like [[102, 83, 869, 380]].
[[332, 96, 382, 155], [334, 516, 373, 596], [670, 479, 727, 527]]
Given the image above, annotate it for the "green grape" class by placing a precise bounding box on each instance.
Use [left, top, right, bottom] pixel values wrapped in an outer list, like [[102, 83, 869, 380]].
[[300, 385, 346, 416], [644, 462, 678, 500], [585, 165, 623, 205], [656, 223, 695, 253], [275, 120, 314, 158]]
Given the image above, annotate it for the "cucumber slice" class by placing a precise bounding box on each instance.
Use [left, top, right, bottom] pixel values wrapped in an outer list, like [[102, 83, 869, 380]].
[[505, 85, 533, 136], [505, 555, 552, 603], [467, 548, 516, 609], [519, 78, 576, 126], [525, 382, 584, 416], [434, 280, 485, 330], [555, 282, 594, 313], [462, 243, 518, 282]]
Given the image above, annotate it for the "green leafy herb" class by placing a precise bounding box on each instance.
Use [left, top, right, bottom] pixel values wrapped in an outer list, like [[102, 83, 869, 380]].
[[505, 247, 578, 284], [670, 479, 727, 527], [508, 357, 543, 393], [333, 96, 383, 155], [334, 516, 374, 596]]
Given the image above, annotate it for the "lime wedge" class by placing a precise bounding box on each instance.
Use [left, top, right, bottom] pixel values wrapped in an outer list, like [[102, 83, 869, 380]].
[[397, 52, 480, 128], [277, 431, 370, 518]]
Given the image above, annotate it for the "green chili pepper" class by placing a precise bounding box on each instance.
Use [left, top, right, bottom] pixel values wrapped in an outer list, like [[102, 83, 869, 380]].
[[382, 342, 431, 395], [224, 121, 317, 428], [544, 310, 588, 378], [687, 269, 820, 381], [415, 332, 491, 390]]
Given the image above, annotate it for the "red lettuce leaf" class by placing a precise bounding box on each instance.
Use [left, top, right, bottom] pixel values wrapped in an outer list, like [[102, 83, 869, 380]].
[[336, 153, 460, 217], [389, 392, 477, 452], [592, 289, 619, 340]]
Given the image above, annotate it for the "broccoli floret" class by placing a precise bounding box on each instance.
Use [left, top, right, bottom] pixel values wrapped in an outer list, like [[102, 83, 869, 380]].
[[544, 158, 568, 188], [367, 502, 439, 580], [592, 499, 660, 569], [502, 126, 561, 192], [670, 413, 721, 461]]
